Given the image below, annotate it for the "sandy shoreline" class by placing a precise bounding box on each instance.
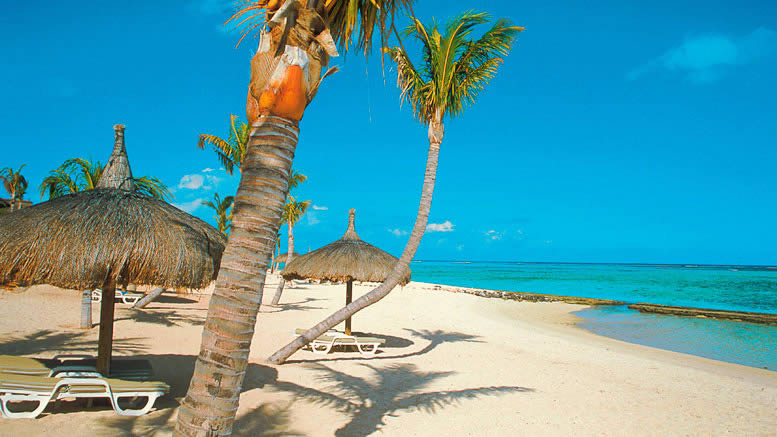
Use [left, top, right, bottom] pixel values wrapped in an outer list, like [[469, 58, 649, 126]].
[[0, 276, 775, 436]]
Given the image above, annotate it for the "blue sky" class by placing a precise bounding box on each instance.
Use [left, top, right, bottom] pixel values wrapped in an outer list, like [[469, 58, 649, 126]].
[[1, 0, 776, 265]]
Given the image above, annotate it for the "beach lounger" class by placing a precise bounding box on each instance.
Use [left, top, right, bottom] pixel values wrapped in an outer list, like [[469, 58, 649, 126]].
[[0, 355, 153, 381], [91, 289, 144, 305], [294, 329, 385, 356], [0, 372, 169, 419]]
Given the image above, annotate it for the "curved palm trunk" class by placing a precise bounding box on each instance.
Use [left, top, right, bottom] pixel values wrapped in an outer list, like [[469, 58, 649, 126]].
[[267, 121, 444, 364], [80, 289, 92, 329], [175, 116, 299, 437], [132, 287, 165, 309], [271, 222, 294, 304]]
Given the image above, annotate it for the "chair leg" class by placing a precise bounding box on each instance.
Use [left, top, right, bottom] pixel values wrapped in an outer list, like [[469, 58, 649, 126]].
[[110, 393, 160, 416], [0, 393, 53, 419]]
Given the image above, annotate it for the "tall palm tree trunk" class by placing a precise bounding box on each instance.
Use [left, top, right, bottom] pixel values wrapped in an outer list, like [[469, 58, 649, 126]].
[[175, 116, 299, 437], [268, 120, 444, 364], [9, 188, 16, 212], [271, 222, 294, 304]]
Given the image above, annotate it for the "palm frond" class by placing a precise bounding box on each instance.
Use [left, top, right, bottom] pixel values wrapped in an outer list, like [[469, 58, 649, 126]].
[[225, 0, 414, 56], [386, 11, 522, 125], [134, 176, 174, 202]]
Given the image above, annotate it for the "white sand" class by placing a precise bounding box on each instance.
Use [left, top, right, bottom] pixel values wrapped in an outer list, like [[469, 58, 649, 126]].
[[0, 276, 774, 436]]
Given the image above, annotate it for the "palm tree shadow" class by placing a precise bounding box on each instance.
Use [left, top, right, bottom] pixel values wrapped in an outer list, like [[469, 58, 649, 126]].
[[114, 309, 204, 327], [262, 297, 325, 313], [0, 329, 148, 356], [268, 362, 532, 436], [284, 329, 480, 364]]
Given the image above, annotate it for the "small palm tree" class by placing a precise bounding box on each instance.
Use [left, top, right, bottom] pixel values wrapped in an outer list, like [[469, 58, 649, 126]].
[[268, 11, 523, 364], [271, 195, 310, 304], [39, 157, 173, 201], [1, 164, 28, 211], [202, 193, 235, 234], [197, 115, 250, 176]]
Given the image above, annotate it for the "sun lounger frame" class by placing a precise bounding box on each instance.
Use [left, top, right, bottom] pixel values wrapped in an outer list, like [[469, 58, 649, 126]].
[[91, 289, 144, 305], [0, 376, 167, 419], [0, 355, 153, 381], [294, 329, 385, 356]]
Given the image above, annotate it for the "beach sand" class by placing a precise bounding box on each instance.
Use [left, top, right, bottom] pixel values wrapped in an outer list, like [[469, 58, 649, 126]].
[[0, 275, 774, 436]]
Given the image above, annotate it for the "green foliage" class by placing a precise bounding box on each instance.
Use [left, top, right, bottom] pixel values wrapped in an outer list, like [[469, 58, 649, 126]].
[[228, 0, 416, 56], [197, 115, 249, 176], [281, 195, 310, 226], [39, 157, 173, 202], [1, 164, 28, 206], [385, 12, 523, 124], [288, 169, 306, 191], [202, 192, 235, 235]]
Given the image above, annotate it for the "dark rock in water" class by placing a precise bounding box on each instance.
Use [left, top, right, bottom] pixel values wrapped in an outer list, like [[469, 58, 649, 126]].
[[628, 303, 777, 326]]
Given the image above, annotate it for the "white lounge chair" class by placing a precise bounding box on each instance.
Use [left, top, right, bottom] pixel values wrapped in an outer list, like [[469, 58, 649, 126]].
[[0, 355, 153, 381], [294, 329, 385, 356], [0, 372, 169, 418], [91, 289, 144, 305]]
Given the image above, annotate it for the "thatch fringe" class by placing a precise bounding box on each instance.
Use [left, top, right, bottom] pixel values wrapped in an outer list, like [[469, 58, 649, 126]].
[[282, 209, 410, 285], [0, 189, 226, 290]]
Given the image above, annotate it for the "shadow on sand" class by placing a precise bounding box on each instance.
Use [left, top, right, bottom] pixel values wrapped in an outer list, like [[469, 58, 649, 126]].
[[1, 331, 527, 436], [0, 329, 148, 356], [261, 297, 326, 313], [284, 328, 481, 364], [114, 309, 204, 328], [265, 362, 532, 436]]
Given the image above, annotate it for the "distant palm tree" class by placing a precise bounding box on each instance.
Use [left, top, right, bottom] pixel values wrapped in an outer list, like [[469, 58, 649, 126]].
[[39, 157, 173, 201], [268, 11, 523, 364], [202, 193, 235, 234], [1, 164, 28, 211], [197, 115, 250, 176], [271, 195, 310, 304]]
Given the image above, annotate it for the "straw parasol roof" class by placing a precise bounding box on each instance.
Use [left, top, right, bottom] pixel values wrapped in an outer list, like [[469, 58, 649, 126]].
[[282, 209, 410, 285], [274, 252, 301, 263], [0, 188, 226, 290], [96, 124, 135, 191], [0, 123, 226, 376]]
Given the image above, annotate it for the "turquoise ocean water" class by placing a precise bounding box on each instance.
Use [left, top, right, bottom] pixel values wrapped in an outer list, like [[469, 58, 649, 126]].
[[410, 262, 777, 370]]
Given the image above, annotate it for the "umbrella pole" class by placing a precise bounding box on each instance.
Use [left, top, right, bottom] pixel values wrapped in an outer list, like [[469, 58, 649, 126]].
[[97, 282, 116, 376], [345, 279, 353, 335]]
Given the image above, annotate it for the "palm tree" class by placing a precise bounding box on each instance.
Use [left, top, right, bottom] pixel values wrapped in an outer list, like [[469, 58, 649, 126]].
[[197, 115, 250, 175], [39, 157, 173, 201], [176, 1, 414, 435], [267, 12, 522, 364], [271, 195, 310, 304], [202, 193, 235, 234], [1, 164, 28, 212]]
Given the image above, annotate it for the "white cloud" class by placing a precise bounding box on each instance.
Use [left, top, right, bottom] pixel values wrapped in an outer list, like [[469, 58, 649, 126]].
[[174, 198, 204, 214], [388, 228, 408, 237], [427, 221, 454, 232], [178, 174, 204, 190], [485, 230, 502, 241], [307, 213, 321, 225], [312, 205, 328, 210], [628, 27, 777, 83], [202, 167, 215, 173]]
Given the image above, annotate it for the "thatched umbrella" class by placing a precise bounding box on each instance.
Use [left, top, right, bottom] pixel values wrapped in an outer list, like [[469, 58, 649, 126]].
[[282, 209, 410, 334], [273, 252, 300, 263], [0, 126, 226, 376]]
